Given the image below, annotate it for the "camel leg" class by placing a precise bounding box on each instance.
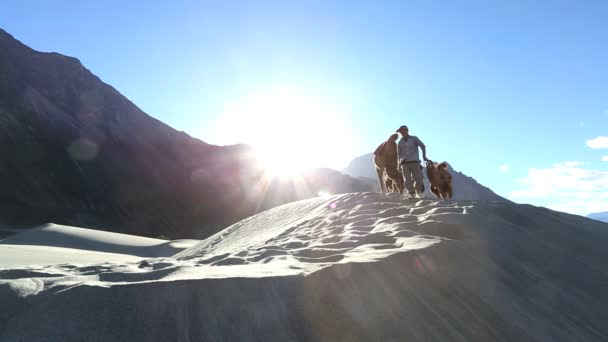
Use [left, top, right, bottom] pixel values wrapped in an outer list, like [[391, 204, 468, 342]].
[[396, 177, 405, 194], [430, 186, 441, 199], [385, 167, 402, 194], [385, 176, 396, 193], [446, 186, 453, 199], [376, 167, 387, 194]]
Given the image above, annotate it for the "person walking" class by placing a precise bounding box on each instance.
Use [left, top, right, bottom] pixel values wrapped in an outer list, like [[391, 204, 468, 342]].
[[396, 125, 428, 198]]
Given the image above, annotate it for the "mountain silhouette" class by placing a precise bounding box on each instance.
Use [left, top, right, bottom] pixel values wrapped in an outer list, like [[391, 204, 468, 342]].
[[0, 28, 372, 238]]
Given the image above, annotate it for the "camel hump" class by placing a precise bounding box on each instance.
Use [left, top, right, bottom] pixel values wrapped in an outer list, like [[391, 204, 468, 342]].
[[438, 165, 452, 181], [373, 142, 386, 156]]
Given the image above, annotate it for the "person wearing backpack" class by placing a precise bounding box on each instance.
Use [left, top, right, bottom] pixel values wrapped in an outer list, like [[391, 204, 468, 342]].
[[396, 125, 428, 198]]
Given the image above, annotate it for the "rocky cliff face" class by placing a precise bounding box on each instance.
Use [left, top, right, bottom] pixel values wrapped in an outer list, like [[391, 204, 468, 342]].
[[0, 29, 372, 238]]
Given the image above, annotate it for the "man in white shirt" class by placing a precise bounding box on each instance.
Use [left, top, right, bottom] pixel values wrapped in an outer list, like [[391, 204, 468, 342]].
[[396, 125, 428, 198]]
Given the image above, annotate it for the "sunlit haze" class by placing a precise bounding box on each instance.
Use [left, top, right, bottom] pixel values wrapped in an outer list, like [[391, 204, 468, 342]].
[[210, 86, 355, 174], [3, 1, 607, 214]]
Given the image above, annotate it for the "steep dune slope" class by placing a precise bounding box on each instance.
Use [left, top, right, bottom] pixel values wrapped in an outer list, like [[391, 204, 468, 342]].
[[2, 193, 608, 341]]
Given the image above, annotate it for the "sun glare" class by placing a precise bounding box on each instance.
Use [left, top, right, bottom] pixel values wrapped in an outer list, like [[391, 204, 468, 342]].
[[215, 86, 354, 177], [254, 146, 303, 177], [317, 190, 331, 198]]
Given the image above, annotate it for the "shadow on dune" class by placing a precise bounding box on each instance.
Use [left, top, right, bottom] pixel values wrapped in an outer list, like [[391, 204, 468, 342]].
[[3, 197, 608, 341]]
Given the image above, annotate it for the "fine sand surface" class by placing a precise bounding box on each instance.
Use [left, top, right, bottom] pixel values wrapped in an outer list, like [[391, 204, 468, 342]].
[[2, 192, 608, 341], [0, 224, 199, 266]]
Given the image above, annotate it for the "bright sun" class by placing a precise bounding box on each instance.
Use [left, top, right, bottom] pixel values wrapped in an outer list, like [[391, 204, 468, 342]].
[[214, 86, 354, 177]]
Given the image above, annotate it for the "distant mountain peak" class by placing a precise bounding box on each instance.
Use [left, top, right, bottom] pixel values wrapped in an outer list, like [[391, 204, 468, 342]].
[[587, 211, 608, 223]]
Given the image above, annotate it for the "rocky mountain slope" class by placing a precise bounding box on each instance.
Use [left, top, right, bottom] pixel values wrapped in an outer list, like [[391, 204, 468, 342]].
[[0, 29, 372, 238]]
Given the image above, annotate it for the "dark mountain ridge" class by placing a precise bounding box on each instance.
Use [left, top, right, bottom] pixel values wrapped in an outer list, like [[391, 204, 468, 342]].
[[0, 28, 372, 238]]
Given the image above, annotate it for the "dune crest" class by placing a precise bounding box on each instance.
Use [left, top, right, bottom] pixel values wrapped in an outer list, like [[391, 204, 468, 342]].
[[2, 192, 608, 341]]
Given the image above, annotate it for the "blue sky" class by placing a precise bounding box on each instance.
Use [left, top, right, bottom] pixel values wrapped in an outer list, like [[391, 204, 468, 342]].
[[2, 0, 607, 215]]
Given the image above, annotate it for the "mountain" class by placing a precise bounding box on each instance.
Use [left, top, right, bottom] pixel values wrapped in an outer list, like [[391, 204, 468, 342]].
[[0, 28, 372, 238], [588, 211, 608, 223], [343, 153, 506, 201], [2, 193, 608, 341]]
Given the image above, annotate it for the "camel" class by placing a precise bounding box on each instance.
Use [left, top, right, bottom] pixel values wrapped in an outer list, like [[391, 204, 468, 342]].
[[373, 134, 404, 194], [425, 160, 453, 199]]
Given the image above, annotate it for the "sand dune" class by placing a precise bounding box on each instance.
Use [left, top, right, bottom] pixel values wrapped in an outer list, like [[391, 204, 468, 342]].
[[2, 192, 608, 341], [0, 224, 199, 266], [176, 193, 452, 272]]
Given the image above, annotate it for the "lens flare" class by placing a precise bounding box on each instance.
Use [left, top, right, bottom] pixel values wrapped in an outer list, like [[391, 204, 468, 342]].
[[212, 86, 355, 177], [317, 190, 331, 198]]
